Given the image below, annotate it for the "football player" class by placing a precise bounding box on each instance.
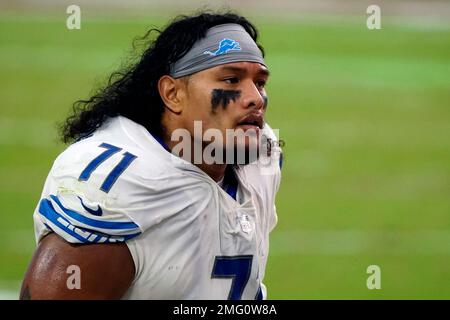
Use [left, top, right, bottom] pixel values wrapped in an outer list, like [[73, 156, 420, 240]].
[[21, 11, 282, 300]]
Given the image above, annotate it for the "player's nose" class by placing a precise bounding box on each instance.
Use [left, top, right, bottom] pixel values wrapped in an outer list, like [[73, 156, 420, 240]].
[[241, 81, 265, 110]]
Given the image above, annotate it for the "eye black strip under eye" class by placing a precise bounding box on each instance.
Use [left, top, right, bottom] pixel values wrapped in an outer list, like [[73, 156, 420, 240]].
[[211, 89, 241, 110]]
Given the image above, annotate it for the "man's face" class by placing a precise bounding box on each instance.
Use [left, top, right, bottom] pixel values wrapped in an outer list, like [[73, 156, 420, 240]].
[[179, 61, 269, 162]]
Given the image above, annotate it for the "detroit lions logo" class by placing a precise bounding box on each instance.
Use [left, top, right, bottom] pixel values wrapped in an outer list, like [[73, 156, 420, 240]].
[[204, 38, 241, 56]]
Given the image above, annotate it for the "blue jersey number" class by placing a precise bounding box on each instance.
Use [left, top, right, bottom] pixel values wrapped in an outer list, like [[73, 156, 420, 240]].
[[211, 255, 254, 300], [79, 143, 137, 193]]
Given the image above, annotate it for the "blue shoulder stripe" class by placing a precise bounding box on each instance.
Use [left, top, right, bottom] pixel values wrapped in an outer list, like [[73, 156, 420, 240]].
[[40, 200, 91, 243], [49, 195, 139, 230], [39, 199, 140, 243]]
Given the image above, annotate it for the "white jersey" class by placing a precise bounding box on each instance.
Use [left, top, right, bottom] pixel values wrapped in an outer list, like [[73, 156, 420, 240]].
[[33, 116, 281, 300]]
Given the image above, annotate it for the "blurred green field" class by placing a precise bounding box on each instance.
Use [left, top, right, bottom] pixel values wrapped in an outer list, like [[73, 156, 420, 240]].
[[0, 10, 449, 299]]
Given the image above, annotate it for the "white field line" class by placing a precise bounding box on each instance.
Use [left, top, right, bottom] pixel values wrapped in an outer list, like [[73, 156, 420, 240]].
[[0, 281, 21, 300], [0, 289, 18, 300]]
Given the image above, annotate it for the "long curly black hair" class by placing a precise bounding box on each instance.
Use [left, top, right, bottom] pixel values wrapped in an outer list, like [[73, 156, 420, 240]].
[[60, 11, 265, 144]]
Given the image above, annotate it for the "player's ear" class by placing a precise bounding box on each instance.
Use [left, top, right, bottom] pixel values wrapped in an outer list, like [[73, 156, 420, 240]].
[[158, 75, 187, 115]]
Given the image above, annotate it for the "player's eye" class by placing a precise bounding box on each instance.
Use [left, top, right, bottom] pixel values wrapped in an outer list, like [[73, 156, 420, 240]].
[[256, 80, 267, 89], [224, 77, 239, 84]]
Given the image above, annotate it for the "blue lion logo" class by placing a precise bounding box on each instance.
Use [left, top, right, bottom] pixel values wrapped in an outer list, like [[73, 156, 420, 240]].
[[204, 38, 241, 56]]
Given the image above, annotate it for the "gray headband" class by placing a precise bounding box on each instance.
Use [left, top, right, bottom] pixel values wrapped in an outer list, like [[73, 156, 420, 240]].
[[169, 23, 265, 78]]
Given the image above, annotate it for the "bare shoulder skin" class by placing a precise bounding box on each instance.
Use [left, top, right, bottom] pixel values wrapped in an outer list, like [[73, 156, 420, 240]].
[[20, 233, 135, 300]]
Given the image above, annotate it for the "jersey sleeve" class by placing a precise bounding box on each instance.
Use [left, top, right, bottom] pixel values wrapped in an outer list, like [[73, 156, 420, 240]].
[[33, 139, 208, 244]]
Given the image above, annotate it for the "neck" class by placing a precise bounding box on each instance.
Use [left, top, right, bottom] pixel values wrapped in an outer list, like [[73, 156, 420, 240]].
[[195, 163, 227, 182], [161, 127, 227, 182]]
